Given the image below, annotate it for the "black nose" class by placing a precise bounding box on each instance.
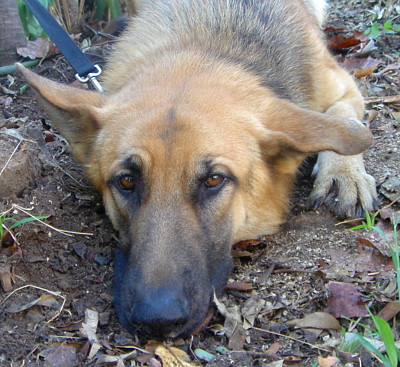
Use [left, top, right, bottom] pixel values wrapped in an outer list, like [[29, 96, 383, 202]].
[[131, 286, 190, 336]]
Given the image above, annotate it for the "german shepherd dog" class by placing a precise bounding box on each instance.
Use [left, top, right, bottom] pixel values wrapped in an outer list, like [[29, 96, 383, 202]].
[[18, 0, 377, 338]]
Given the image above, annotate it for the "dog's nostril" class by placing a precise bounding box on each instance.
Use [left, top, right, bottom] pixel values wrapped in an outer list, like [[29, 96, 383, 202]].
[[131, 286, 190, 335]]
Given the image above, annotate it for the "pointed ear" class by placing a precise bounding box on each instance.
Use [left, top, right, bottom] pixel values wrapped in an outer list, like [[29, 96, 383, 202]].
[[16, 63, 107, 163], [261, 97, 372, 158]]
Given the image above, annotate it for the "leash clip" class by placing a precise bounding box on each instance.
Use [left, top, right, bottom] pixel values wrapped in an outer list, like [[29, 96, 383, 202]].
[[75, 64, 104, 93]]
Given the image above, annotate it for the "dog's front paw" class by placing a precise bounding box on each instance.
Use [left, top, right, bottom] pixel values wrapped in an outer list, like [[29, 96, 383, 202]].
[[307, 151, 377, 218]]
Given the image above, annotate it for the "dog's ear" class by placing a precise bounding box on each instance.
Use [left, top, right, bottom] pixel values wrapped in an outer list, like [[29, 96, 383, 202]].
[[16, 63, 106, 163], [260, 98, 372, 163]]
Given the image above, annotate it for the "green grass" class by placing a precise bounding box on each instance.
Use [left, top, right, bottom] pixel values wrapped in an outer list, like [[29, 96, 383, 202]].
[[341, 213, 400, 366], [0, 209, 48, 246], [347, 210, 380, 231], [17, 0, 51, 40], [364, 20, 400, 39]]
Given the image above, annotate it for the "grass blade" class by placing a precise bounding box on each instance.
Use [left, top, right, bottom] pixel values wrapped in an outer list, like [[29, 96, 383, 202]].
[[370, 315, 398, 367], [354, 333, 391, 367], [7, 216, 48, 231]]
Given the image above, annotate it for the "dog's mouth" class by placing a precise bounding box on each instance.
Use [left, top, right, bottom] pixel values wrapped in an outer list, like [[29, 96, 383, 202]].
[[112, 247, 216, 339], [116, 292, 213, 339]]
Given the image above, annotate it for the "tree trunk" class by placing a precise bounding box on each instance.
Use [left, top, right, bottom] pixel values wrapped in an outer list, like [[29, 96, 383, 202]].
[[0, 0, 26, 66]]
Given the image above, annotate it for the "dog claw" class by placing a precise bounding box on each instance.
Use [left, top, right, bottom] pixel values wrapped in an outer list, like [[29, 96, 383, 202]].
[[307, 152, 378, 219], [308, 197, 324, 211]]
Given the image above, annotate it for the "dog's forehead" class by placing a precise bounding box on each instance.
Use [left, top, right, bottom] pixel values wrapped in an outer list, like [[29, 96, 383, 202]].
[[98, 104, 258, 180]]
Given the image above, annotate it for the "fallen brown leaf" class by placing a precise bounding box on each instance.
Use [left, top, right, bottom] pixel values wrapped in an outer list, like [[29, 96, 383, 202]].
[[225, 281, 253, 292], [232, 249, 252, 258], [377, 301, 400, 321], [233, 239, 262, 248], [44, 342, 77, 367], [288, 312, 341, 330], [342, 56, 380, 78], [154, 345, 199, 367], [324, 281, 368, 318], [0, 264, 13, 292], [228, 327, 246, 350], [317, 356, 340, 367], [265, 342, 282, 356], [328, 34, 361, 50], [16, 37, 59, 59]]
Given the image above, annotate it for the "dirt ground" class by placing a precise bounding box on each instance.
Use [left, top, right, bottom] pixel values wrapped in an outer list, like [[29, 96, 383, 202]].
[[0, 0, 399, 366]]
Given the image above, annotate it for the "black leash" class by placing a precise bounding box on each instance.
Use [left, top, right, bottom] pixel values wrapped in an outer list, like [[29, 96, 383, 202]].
[[23, 0, 104, 92]]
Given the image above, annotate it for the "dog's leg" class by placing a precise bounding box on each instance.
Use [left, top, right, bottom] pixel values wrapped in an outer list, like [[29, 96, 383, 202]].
[[308, 76, 377, 218]]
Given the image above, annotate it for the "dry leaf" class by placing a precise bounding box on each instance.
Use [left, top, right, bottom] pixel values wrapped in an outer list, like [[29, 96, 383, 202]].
[[342, 56, 380, 78], [328, 34, 361, 50], [265, 342, 282, 356], [79, 309, 99, 343], [377, 301, 400, 321], [0, 264, 13, 292], [317, 356, 340, 367], [214, 293, 244, 341], [324, 282, 368, 318], [232, 250, 252, 258], [225, 281, 253, 292], [154, 345, 199, 367], [242, 295, 265, 329], [5, 293, 59, 314], [228, 327, 246, 350], [233, 240, 262, 248], [36, 294, 60, 308], [288, 312, 341, 330], [16, 37, 59, 59], [44, 342, 77, 367]]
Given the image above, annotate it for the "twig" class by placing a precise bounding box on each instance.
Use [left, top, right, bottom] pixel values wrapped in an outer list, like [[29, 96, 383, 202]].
[[336, 196, 400, 227], [0, 284, 66, 323], [12, 204, 93, 236], [51, 159, 90, 188], [115, 345, 150, 354], [250, 326, 331, 353], [0, 140, 22, 178], [273, 268, 317, 274], [364, 95, 400, 104], [1, 222, 21, 247], [383, 196, 400, 210]]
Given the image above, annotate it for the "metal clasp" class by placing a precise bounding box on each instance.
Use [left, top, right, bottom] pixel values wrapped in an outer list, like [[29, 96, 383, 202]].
[[75, 64, 104, 93]]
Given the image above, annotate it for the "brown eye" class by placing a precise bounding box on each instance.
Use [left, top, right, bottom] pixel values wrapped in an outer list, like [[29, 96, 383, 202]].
[[205, 174, 224, 189], [118, 175, 135, 191]]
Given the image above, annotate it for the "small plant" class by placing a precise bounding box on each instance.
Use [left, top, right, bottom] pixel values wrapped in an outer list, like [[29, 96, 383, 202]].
[[347, 210, 380, 231], [17, 0, 51, 40], [355, 307, 400, 367], [364, 20, 400, 39], [94, 0, 121, 21], [341, 214, 400, 366], [0, 209, 47, 246]]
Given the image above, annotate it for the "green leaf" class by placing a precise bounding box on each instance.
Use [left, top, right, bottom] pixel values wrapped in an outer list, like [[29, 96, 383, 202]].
[[384, 20, 393, 31], [7, 216, 48, 231], [368, 23, 381, 39], [355, 333, 392, 367], [106, 0, 121, 19], [347, 224, 368, 231], [371, 315, 398, 367]]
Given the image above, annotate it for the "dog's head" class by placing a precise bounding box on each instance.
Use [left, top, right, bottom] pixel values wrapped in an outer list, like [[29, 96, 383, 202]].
[[17, 64, 372, 337]]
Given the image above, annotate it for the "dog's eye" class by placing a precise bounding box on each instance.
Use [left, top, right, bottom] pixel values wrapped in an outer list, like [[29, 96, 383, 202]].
[[205, 174, 225, 189], [118, 175, 136, 191]]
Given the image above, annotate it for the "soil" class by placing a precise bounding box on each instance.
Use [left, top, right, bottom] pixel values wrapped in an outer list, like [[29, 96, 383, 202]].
[[0, 1, 399, 366]]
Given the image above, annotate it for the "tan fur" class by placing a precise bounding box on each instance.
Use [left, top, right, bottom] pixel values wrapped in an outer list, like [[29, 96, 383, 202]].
[[17, 0, 377, 337]]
